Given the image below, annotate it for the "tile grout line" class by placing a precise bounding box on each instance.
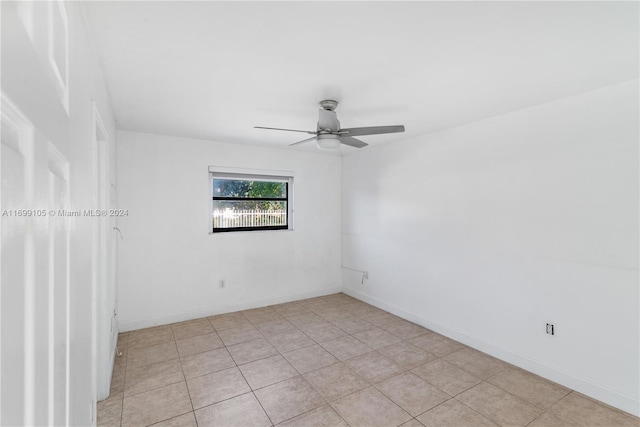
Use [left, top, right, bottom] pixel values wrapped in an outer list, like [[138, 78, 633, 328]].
[[173, 323, 198, 424]]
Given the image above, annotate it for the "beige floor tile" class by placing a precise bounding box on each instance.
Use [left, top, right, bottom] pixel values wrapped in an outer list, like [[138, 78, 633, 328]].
[[117, 332, 130, 352], [150, 411, 197, 427], [286, 313, 327, 328], [304, 363, 370, 402], [297, 296, 326, 305], [331, 386, 412, 427], [267, 330, 315, 353], [412, 359, 481, 396], [487, 367, 570, 409], [346, 351, 406, 384], [243, 306, 278, 317], [176, 332, 224, 358], [314, 307, 353, 321], [407, 334, 465, 357], [378, 342, 438, 370], [457, 382, 543, 426], [239, 354, 298, 390], [277, 404, 348, 427], [272, 302, 310, 317], [180, 347, 236, 379], [320, 335, 372, 361], [399, 420, 425, 427], [217, 324, 263, 346], [416, 398, 498, 427], [186, 367, 250, 409], [121, 381, 192, 427], [331, 317, 375, 334], [194, 392, 271, 427], [299, 302, 332, 313], [114, 350, 127, 371], [243, 308, 283, 324], [255, 319, 298, 337], [354, 328, 403, 349], [549, 392, 639, 427], [444, 348, 509, 379], [97, 392, 123, 427], [127, 341, 179, 369], [341, 302, 382, 317], [255, 376, 325, 424], [283, 344, 339, 374], [322, 293, 356, 305], [171, 318, 214, 340], [128, 325, 174, 349], [103, 296, 638, 427], [209, 312, 252, 331], [301, 323, 347, 342], [528, 412, 576, 427], [227, 337, 278, 365], [360, 312, 402, 327], [376, 373, 450, 417], [110, 363, 125, 395], [381, 320, 431, 340], [124, 359, 184, 397]]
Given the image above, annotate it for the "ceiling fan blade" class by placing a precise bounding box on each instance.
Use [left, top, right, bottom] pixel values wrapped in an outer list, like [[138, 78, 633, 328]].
[[289, 136, 317, 146], [254, 126, 316, 134], [340, 136, 368, 148], [341, 125, 405, 136]]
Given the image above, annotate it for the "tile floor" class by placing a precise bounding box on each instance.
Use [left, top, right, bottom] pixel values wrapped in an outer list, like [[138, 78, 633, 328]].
[[99, 293, 639, 427]]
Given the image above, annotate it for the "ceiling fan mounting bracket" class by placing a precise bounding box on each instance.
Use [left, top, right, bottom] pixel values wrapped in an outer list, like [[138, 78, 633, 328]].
[[319, 100, 338, 111]]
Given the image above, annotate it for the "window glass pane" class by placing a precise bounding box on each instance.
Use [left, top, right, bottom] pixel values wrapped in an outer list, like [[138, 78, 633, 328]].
[[212, 200, 287, 229], [213, 179, 286, 199]]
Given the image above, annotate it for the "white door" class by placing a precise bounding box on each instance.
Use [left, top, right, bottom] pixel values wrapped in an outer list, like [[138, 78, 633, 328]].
[[1, 96, 71, 426], [1, 96, 34, 427], [1, 1, 72, 424]]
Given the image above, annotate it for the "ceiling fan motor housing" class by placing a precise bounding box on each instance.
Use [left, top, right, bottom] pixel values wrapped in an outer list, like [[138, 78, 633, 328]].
[[318, 108, 340, 132]]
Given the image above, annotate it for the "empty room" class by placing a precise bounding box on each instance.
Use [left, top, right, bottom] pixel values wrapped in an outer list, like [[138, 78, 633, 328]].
[[1, 1, 638, 426]]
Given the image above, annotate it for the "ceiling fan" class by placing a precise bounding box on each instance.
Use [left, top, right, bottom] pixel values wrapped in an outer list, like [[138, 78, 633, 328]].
[[254, 100, 405, 150]]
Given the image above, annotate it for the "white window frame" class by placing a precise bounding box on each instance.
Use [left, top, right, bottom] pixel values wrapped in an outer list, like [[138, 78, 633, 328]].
[[208, 166, 294, 234]]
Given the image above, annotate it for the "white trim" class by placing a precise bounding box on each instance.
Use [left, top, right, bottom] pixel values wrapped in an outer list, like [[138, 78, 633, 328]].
[[91, 101, 111, 406], [47, 1, 69, 114], [119, 286, 342, 332], [208, 165, 294, 178], [46, 142, 70, 426], [342, 287, 640, 417]]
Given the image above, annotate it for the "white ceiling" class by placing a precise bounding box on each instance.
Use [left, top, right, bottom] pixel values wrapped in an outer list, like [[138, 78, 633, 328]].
[[82, 1, 638, 153]]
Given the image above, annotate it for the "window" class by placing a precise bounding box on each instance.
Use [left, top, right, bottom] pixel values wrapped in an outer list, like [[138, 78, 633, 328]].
[[209, 167, 293, 233]]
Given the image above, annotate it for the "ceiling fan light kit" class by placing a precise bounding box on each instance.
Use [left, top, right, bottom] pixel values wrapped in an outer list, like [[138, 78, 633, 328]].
[[316, 134, 341, 150], [254, 100, 405, 150]]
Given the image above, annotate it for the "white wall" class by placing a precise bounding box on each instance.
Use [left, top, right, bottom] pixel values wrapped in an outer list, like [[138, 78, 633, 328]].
[[342, 80, 639, 415], [117, 131, 342, 330], [1, 1, 117, 425]]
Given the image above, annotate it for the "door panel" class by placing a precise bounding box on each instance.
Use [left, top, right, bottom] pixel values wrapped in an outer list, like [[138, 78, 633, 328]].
[[1, 97, 71, 425], [0, 99, 32, 426]]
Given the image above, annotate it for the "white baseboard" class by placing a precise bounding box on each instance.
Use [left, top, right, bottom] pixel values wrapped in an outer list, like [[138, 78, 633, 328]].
[[343, 287, 640, 418], [118, 286, 343, 332]]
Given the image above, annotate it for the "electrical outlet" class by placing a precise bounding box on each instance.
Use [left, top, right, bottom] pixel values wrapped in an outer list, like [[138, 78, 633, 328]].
[[219, 280, 225, 289], [546, 323, 555, 335]]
